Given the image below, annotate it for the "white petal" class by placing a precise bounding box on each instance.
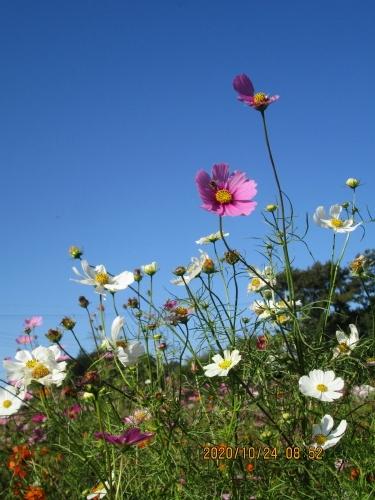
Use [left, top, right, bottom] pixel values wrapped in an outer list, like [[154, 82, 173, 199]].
[[329, 204, 342, 219], [320, 414, 334, 434], [111, 316, 124, 342]]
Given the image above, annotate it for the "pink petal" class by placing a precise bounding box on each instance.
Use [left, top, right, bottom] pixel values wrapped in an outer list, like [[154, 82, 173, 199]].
[[232, 180, 257, 201], [223, 201, 257, 216], [233, 74, 254, 97], [211, 164, 230, 184]]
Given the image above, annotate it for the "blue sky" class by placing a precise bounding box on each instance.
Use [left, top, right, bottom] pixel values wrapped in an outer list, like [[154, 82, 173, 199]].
[[1, 0, 374, 373]]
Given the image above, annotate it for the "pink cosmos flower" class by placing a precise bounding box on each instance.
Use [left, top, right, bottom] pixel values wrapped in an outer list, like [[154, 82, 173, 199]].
[[94, 427, 154, 446], [64, 404, 82, 420], [24, 316, 43, 330], [233, 74, 279, 111], [32, 413, 47, 423], [196, 163, 257, 216], [16, 335, 37, 345]]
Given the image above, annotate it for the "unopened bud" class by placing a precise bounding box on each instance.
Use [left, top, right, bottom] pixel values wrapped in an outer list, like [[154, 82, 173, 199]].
[[157, 342, 167, 351], [126, 298, 139, 309], [224, 250, 240, 265], [61, 317, 76, 330], [46, 328, 62, 343], [78, 296, 89, 308], [69, 246, 83, 259], [341, 201, 350, 209], [202, 258, 215, 274], [265, 204, 278, 212], [173, 266, 186, 276], [142, 262, 158, 276], [153, 333, 162, 340], [346, 178, 360, 189], [133, 269, 143, 282]]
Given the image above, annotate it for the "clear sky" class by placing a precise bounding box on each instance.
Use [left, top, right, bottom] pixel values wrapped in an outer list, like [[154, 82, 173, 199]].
[[1, 0, 374, 374]]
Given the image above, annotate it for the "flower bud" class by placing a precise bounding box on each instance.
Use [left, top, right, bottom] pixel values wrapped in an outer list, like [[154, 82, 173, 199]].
[[224, 250, 240, 265], [82, 391, 95, 400], [126, 298, 139, 309], [350, 255, 367, 276], [341, 201, 350, 209], [202, 258, 215, 274], [61, 317, 76, 330], [133, 268, 143, 282], [78, 296, 89, 308], [69, 246, 83, 259], [173, 266, 186, 276], [45, 328, 62, 343], [265, 204, 278, 212], [157, 342, 167, 350], [142, 262, 158, 276], [153, 333, 162, 340], [346, 178, 360, 189], [190, 361, 199, 374]]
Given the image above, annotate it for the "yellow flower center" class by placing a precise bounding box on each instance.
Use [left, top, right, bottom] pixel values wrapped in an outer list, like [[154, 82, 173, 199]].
[[276, 314, 289, 324], [2, 400, 12, 408], [26, 360, 50, 379], [251, 278, 261, 288], [218, 359, 232, 369], [338, 342, 350, 353], [330, 218, 344, 228], [175, 306, 188, 316], [95, 272, 110, 285], [253, 92, 267, 105], [313, 434, 327, 446], [316, 384, 328, 392], [215, 189, 233, 204]]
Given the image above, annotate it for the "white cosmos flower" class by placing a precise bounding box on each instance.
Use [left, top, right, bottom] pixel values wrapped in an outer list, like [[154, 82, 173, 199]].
[[196, 231, 229, 244], [247, 266, 276, 293], [203, 349, 241, 377], [141, 262, 158, 276], [333, 324, 359, 358], [117, 341, 145, 367], [3, 346, 67, 388], [101, 316, 145, 367], [313, 205, 362, 233], [72, 260, 134, 295], [171, 250, 210, 286], [299, 370, 344, 402], [311, 414, 347, 450], [0, 384, 26, 417]]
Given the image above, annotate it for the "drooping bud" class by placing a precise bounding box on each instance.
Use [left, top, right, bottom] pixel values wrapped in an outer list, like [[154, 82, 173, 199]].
[[157, 342, 167, 351]]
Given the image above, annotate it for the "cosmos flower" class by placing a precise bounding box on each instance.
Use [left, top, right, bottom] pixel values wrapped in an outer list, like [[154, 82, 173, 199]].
[[171, 250, 210, 285], [247, 266, 276, 293], [16, 335, 37, 345], [24, 316, 43, 330], [311, 414, 347, 450], [332, 324, 359, 358], [195, 163, 257, 216], [195, 231, 229, 244], [123, 409, 151, 425], [0, 384, 26, 417], [233, 73, 279, 111], [141, 262, 158, 276], [101, 316, 145, 367], [299, 370, 344, 402], [203, 349, 241, 377], [313, 205, 362, 233], [3, 346, 67, 388], [94, 428, 154, 447], [72, 260, 134, 295]]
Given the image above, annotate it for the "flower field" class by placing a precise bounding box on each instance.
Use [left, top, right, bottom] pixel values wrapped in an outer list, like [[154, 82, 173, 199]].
[[1, 74, 374, 499]]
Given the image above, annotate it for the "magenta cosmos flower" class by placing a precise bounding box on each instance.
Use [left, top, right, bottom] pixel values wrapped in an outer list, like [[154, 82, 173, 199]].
[[24, 316, 43, 330], [94, 427, 154, 446], [233, 74, 279, 111], [196, 163, 257, 216]]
